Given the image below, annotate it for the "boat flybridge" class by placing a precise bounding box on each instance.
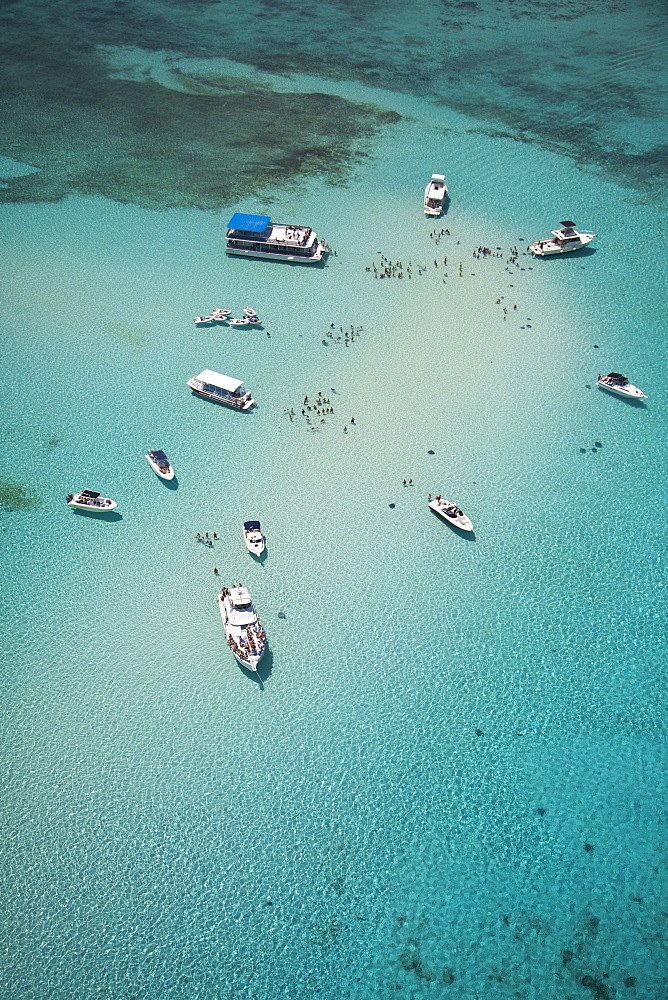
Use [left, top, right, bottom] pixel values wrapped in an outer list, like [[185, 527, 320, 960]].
[[66, 490, 117, 511], [428, 496, 474, 532], [529, 221, 596, 256], [225, 213, 326, 263], [243, 520, 265, 556], [597, 372, 647, 399], [424, 174, 448, 216], [145, 449, 175, 480], [218, 585, 266, 671], [187, 370, 255, 409]]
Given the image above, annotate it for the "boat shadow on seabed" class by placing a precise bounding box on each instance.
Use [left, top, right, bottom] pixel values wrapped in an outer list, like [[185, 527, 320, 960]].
[[70, 507, 123, 522]]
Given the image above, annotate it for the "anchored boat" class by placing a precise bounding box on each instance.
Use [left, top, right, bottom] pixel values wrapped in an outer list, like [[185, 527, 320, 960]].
[[187, 369, 255, 409], [218, 585, 266, 671], [226, 213, 326, 263], [529, 221, 596, 256], [428, 496, 474, 532], [597, 372, 646, 399], [423, 173, 448, 216], [243, 520, 265, 556], [66, 490, 117, 511]]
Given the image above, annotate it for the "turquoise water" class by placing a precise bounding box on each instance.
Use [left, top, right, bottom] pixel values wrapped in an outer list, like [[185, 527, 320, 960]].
[[2, 3, 667, 998]]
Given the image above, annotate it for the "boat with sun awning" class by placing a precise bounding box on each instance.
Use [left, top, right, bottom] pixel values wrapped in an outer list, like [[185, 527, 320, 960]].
[[225, 213, 326, 263], [187, 369, 255, 409]]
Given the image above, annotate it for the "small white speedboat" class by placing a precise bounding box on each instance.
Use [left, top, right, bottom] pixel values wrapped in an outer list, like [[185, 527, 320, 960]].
[[218, 585, 266, 671], [529, 221, 596, 256], [243, 307, 258, 317], [424, 173, 448, 216], [597, 372, 647, 399], [145, 448, 175, 480], [194, 315, 215, 325], [428, 497, 474, 532], [229, 317, 251, 326], [243, 520, 265, 556], [66, 489, 117, 511]]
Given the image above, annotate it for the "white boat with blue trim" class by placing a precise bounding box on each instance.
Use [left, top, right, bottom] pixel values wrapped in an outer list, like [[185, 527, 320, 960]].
[[243, 520, 265, 556], [226, 213, 326, 263]]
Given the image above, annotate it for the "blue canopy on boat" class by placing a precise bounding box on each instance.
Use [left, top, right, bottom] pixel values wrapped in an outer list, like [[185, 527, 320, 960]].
[[227, 213, 271, 232], [244, 520, 261, 531]]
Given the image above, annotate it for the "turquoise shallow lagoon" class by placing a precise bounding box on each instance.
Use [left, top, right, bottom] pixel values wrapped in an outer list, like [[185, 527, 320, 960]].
[[1, 3, 667, 998]]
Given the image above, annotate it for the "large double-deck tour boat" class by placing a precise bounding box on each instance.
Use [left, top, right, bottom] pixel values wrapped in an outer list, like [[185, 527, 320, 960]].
[[225, 213, 326, 263], [187, 370, 255, 409], [218, 585, 266, 671], [529, 221, 596, 256]]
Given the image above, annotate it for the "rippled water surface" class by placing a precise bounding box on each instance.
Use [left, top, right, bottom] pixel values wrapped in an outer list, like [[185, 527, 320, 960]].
[[1, 2, 667, 999]]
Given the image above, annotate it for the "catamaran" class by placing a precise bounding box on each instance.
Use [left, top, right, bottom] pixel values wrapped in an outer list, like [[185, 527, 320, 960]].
[[187, 370, 255, 409], [218, 585, 266, 671], [226, 213, 326, 263]]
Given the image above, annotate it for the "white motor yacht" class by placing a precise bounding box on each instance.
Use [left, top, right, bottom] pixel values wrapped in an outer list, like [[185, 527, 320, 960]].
[[424, 174, 448, 216], [218, 585, 266, 671], [145, 449, 175, 480], [597, 372, 647, 399], [529, 221, 596, 256], [66, 489, 117, 511], [226, 213, 326, 263], [243, 520, 265, 556], [187, 370, 255, 409], [428, 496, 474, 532]]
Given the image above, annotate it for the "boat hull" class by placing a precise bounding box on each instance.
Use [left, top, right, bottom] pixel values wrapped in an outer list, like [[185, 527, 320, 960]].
[[187, 381, 254, 409], [225, 246, 324, 263]]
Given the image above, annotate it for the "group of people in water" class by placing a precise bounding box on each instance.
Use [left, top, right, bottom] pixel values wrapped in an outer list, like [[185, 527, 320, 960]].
[[284, 388, 354, 433], [321, 322, 362, 346], [195, 531, 217, 547]]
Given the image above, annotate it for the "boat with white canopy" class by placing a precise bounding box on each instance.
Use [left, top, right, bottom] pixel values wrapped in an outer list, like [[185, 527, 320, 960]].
[[226, 213, 326, 263], [218, 585, 266, 671], [187, 370, 255, 409], [428, 496, 474, 532], [529, 221, 596, 256], [243, 520, 265, 556], [145, 449, 175, 480], [66, 489, 118, 511], [596, 372, 647, 399], [423, 174, 448, 216]]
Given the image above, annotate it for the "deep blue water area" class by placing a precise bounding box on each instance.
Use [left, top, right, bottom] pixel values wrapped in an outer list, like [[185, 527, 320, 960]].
[[1, 2, 667, 999]]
